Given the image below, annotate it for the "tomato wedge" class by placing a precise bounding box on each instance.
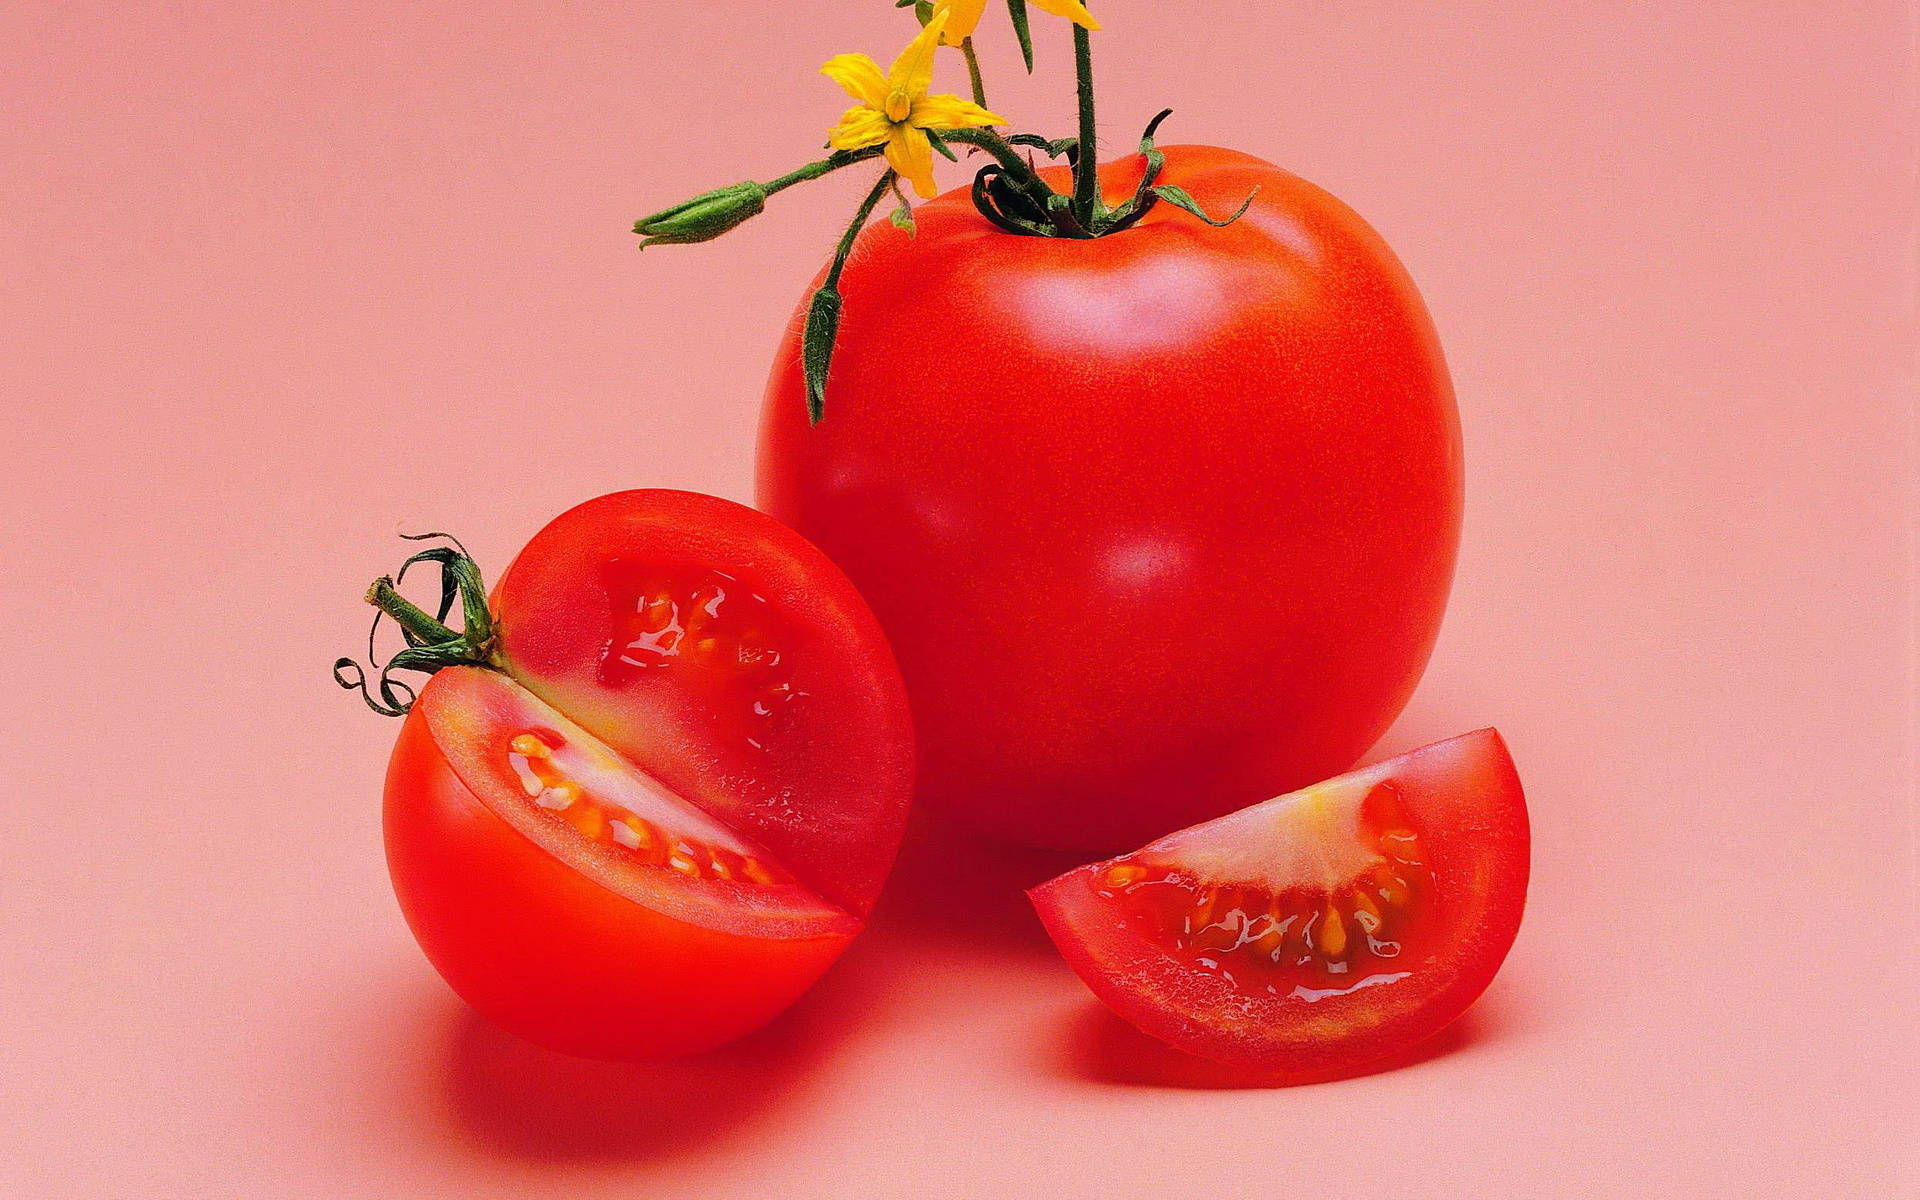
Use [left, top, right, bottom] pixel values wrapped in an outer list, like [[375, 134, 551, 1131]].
[[1029, 730, 1528, 1079], [352, 490, 914, 1059]]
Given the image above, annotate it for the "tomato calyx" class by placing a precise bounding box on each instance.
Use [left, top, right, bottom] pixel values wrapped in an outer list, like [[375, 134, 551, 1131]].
[[333, 532, 502, 716], [969, 110, 1255, 240]]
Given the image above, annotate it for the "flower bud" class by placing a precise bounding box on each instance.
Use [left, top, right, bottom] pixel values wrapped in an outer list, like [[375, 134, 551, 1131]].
[[634, 182, 769, 248]]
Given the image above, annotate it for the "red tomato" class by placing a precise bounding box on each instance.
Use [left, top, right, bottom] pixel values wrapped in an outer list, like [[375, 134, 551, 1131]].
[[759, 145, 1461, 853], [374, 490, 913, 1059], [1029, 729, 1528, 1079]]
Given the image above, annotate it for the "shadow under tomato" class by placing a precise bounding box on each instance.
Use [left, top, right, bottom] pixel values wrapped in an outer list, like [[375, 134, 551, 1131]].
[[418, 812, 1075, 1166], [864, 806, 1083, 955], [1052, 995, 1509, 1090], [435, 966, 869, 1165]]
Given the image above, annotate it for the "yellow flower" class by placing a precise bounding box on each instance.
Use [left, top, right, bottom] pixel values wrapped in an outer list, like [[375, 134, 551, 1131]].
[[823, 12, 1006, 198], [935, 0, 1100, 45]]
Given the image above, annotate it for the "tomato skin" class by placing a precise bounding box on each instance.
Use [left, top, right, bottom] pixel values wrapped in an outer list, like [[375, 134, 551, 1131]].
[[1029, 730, 1528, 1080], [759, 146, 1462, 853], [384, 681, 855, 1061]]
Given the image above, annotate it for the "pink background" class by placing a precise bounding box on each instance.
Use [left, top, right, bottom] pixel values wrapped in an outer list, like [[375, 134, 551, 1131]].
[[2, 2, 1912, 1196]]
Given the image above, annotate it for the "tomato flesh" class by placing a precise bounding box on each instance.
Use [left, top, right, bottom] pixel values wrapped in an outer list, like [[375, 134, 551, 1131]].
[[493, 490, 915, 915], [1030, 730, 1528, 1078]]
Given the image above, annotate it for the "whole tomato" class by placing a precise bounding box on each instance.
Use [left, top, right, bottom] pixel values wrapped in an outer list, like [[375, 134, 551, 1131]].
[[758, 146, 1460, 853]]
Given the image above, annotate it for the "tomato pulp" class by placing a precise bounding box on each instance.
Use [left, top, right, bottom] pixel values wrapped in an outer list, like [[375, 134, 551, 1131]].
[[759, 145, 1462, 853], [375, 491, 914, 1059], [1030, 730, 1528, 1079]]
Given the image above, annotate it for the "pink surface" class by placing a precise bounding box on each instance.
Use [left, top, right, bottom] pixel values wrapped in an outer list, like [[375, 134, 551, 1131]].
[[2, 2, 1912, 1196]]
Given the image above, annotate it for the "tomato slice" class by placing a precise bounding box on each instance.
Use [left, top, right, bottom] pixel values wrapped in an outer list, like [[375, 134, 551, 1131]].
[[491, 489, 915, 916], [1029, 729, 1528, 1079]]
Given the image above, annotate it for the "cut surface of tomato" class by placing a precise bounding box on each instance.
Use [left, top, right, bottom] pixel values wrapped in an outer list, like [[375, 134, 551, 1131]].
[[492, 489, 915, 916], [1030, 729, 1528, 1079], [419, 667, 857, 941]]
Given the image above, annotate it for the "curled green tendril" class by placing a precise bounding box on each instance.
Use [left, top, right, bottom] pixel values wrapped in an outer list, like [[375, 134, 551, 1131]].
[[333, 532, 499, 717]]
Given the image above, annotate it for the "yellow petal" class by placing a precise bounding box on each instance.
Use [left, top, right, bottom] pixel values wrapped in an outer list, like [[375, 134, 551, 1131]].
[[888, 10, 948, 100], [1030, 0, 1100, 31], [935, 0, 989, 44], [885, 125, 940, 199], [910, 93, 1006, 131], [821, 53, 888, 107], [828, 105, 893, 152]]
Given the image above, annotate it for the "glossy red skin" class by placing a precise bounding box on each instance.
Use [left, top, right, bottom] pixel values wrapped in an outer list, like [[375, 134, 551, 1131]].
[[1029, 730, 1528, 1080], [760, 146, 1461, 853], [385, 677, 856, 1061], [490, 489, 915, 915]]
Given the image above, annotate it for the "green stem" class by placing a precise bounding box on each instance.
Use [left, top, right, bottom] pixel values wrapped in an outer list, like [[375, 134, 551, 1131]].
[[936, 129, 1029, 182], [766, 146, 886, 196], [826, 170, 896, 289], [1071, 18, 1100, 226], [939, 127, 1038, 183], [803, 169, 898, 420], [961, 37, 988, 108], [366, 578, 456, 645]]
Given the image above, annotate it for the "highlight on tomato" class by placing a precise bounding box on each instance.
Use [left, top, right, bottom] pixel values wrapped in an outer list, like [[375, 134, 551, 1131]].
[[634, 4, 1460, 854], [334, 490, 914, 1059], [1029, 730, 1528, 1080]]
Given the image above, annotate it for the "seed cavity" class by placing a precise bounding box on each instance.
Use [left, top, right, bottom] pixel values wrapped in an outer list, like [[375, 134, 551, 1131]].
[[610, 820, 645, 850], [504, 729, 785, 888], [1101, 864, 1147, 891], [600, 564, 807, 753], [1099, 825, 1432, 987]]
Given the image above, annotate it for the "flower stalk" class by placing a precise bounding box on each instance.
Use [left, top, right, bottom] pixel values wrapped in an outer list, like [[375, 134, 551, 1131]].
[[629, 1, 1247, 418], [803, 170, 900, 423]]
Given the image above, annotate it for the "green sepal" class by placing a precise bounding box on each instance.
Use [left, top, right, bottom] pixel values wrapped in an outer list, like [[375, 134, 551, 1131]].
[[1007, 132, 1078, 163], [1099, 109, 1173, 234], [1008, 0, 1035, 72], [971, 166, 1054, 237], [924, 126, 959, 162], [1149, 183, 1259, 227]]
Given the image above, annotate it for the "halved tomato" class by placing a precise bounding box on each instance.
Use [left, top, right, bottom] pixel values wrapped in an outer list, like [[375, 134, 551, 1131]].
[[353, 490, 914, 1059], [1029, 729, 1528, 1079]]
